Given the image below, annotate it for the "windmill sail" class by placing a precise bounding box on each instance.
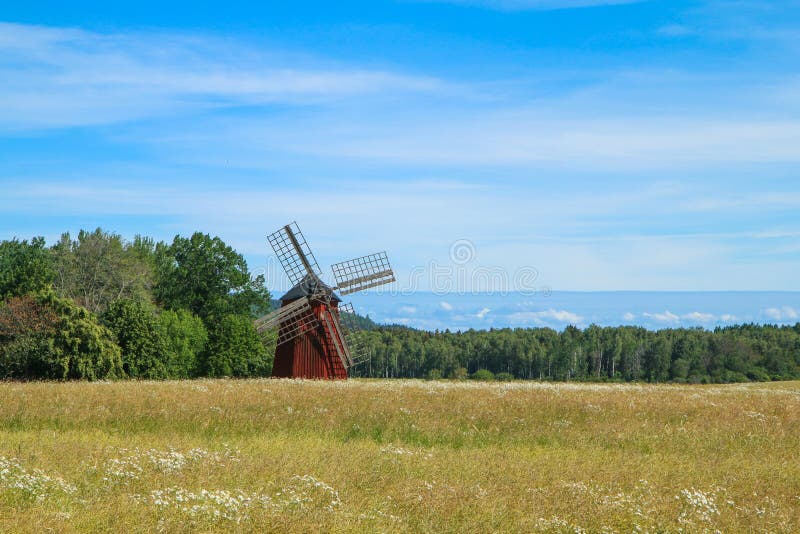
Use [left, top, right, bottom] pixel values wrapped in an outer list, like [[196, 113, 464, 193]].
[[337, 302, 372, 366], [322, 309, 353, 369], [254, 297, 320, 347], [268, 222, 323, 287], [331, 251, 395, 295]]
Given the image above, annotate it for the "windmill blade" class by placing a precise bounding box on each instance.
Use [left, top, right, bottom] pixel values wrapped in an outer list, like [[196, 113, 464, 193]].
[[254, 297, 320, 347], [331, 251, 395, 295], [337, 302, 372, 366], [321, 309, 353, 369], [268, 222, 322, 287]]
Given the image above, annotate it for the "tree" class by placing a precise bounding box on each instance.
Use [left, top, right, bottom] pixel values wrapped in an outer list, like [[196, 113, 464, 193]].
[[203, 315, 269, 377], [0, 237, 54, 300], [52, 229, 153, 314], [35, 292, 123, 380], [158, 309, 208, 378], [0, 294, 59, 378], [644, 335, 672, 382], [104, 299, 168, 379], [155, 233, 271, 320]]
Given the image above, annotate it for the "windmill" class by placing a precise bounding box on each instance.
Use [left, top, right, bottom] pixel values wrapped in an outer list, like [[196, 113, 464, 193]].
[[254, 222, 395, 379]]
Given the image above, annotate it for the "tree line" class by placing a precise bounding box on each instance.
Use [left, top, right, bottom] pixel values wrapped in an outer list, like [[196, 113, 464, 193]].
[[350, 322, 800, 383], [0, 229, 274, 380], [2, 229, 799, 383]]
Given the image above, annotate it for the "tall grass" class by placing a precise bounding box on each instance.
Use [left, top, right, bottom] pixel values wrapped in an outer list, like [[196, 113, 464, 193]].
[[1, 379, 798, 532]]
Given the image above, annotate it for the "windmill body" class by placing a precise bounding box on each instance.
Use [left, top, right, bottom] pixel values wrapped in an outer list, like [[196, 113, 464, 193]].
[[254, 222, 395, 379], [272, 276, 347, 379]]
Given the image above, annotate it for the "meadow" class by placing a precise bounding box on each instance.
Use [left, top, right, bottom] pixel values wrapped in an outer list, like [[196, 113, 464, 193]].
[[0, 379, 798, 533]]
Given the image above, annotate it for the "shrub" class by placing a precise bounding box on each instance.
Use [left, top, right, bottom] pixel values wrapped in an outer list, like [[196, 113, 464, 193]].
[[203, 314, 269, 377], [37, 292, 124, 380], [158, 309, 208, 378], [105, 299, 168, 379], [450, 367, 468, 380], [425, 368, 442, 380], [746, 367, 771, 382], [471, 369, 495, 381], [495, 372, 514, 381], [722, 370, 749, 383], [0, 295, 59, 378]]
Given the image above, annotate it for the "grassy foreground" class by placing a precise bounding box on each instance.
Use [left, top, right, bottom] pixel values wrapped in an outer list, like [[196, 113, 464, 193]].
[[0, 379, 798, 532]]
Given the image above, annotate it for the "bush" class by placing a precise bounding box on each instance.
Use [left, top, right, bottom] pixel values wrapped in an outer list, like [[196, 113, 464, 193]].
[[495, 372, 514, 381], [450, 367, 468, 380], [37, 292, 124, 380], [471, 369, 495, 381], [105, 299, 168, 379], [158, 309, 207, 378], [425, 368, 442, 380], [203, 314, 269, 377], [723, 370, 749, 383], [746, 367, 771, 382], [0, 295, 59, 378]]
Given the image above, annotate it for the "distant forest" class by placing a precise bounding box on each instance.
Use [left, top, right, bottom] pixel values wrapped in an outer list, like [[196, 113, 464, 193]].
[[352, 323, 800, 383], [2, 229, 799, 383]]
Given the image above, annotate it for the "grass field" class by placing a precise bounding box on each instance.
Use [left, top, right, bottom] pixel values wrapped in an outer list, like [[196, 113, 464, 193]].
[[1, 379, 798, 532]]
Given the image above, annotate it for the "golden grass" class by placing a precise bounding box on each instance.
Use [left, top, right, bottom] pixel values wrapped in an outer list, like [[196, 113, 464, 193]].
[[1, 379, 798, 532]]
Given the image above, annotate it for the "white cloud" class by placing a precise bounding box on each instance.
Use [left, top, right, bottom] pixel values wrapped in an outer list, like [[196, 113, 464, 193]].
[[720, 314, 737, 322], [643, 311, 680, 323], [622, 312, 636, 321], [509, 309, 584, 325], [5, 22, 800, 171], [476, 307, 491, 319], [681, 311, 715, 322], [763, 306, 799, 321], [400, 306, 417, 314], [0, 22, 443, 130], [440, 301, 454, 311]]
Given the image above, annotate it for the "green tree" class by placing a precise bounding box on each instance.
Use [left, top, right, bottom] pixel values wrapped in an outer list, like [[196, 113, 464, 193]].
[[644, 335, 672, 382], [155, 233, 271, 320], [0, 237, 54, 300], [52, 229, 153, 314], [104, 299, 168, 379], [38, 292, 124, 380], [203, 315, 269, 377], [158, 309, 208, 378], [0, 294, 59, 378]]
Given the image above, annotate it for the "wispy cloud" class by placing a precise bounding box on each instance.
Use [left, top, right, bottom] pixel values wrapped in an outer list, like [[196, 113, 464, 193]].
[[643, 311, 680, 324], [510, 309, 584, 325], [423, 0, 644, 11], [763, 306, 799, 321], [0, 22, 443, 130]]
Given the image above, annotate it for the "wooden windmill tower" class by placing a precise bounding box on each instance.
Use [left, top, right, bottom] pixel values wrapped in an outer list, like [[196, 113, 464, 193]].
[[254, 222, 395, 379]]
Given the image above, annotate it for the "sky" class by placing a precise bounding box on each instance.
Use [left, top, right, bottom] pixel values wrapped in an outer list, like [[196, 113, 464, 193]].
[[1, 0, 800, 329]]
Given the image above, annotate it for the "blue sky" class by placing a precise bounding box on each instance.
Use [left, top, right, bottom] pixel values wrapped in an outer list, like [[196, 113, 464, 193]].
[[1, 0, 800, 312]]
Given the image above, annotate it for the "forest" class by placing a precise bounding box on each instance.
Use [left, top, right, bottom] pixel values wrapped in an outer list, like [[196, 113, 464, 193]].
[[1, 229, 799, 383]]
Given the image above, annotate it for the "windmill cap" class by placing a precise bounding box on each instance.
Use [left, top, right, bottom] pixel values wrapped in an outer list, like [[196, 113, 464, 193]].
[[280, 274, 341, 302]]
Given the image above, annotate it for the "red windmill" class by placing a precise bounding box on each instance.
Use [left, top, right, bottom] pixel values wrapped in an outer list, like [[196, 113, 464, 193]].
[[254, 222, 395, 379]]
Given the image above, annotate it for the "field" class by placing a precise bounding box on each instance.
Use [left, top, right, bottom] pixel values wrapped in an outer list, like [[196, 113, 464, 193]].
[[0, 380, 798, 532]]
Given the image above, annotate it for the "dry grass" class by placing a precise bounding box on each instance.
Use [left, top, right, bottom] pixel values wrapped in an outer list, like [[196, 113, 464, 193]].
[[1, 379, 799, 533]]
